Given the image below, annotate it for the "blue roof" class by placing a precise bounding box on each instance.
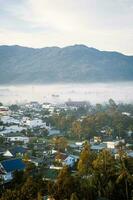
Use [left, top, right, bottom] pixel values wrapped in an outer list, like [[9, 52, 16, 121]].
[[11, 146, 26, 156], [1, 158, 26, 173]]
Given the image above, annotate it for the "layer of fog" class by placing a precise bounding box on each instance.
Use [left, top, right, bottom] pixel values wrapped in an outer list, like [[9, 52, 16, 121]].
[[0, 82, 133, 105]]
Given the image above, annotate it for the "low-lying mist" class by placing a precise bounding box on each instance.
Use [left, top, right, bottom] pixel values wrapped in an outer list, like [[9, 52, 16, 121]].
[[0, 82, 133, 105]]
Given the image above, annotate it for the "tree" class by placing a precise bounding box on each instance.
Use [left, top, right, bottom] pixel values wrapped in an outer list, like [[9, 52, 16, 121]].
[[52, 136, 68, 151], [12, 170, 24, 187], [70, 192, 79, 200], [79, 178, 97, 200], [37, 192, 43, 200], [78, 142, 95, 176], [0, 189, 20, 200], [24, 162, 36, 177], [116, 122, 124, 139], [92, 149, 116, 198], [55, 151, 63, 165], [81, 116, 96, 139], [0, 136, 5, 145], [9, 104, 20, 112], [52, 166, 75, 200], [95, 103, 102, 112], [108, 98, 117, 111], [23, 153, 30, 162], [106, 127, 113, 137], [21, 177, 38, 200], [116, 150, 133, 200], [71, 121, 82, 139]]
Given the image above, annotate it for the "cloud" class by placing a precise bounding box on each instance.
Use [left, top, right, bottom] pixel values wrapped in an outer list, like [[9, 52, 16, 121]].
[[25, 0, 133, 31], [0, 0, 133, 54]]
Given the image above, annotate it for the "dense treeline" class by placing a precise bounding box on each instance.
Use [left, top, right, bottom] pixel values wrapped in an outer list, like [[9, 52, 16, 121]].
[[46, 100, 133, 140], [0, 143, 133, 200]]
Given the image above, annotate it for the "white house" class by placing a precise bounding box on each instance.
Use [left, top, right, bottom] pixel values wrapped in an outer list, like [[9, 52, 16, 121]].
[[0, 125, 26, 135], [75, 141, 85, 147], [42, 103, 51, 109], [0, 106, 10, 116], [122, 112, 131, 116], [3, 150, 14, 157], [1, 116, 20, 125], [105, 139, 125, 149], [6, 136, 29, 144], [21, 118, 48, 129]]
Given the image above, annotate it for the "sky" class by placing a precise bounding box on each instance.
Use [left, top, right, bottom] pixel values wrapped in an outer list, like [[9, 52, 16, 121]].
[[0, 0, 133, 55]]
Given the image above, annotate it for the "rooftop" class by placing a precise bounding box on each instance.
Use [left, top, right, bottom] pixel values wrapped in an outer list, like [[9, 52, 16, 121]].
[[1, 158, 26, 173]]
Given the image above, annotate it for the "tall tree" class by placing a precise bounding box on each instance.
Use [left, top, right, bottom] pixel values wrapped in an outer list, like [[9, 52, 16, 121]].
[[53, 166, 75, 200], [78, 142, 95, 176], [116, 150, 133, 200], [93, 149, 116, 198], [71, 121, 82, 139]]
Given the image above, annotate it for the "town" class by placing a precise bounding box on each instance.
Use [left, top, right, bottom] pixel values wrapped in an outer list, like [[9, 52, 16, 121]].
[[0, 99, 133, 200]]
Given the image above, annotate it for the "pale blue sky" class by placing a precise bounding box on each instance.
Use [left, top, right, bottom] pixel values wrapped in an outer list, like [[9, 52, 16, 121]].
[[0, 0, 133, 54]]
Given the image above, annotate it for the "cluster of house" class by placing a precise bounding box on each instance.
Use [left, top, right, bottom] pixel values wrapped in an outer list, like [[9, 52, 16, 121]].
[[0, 100, 89, 142], [0, 115, 50, 134], [0, 102, 76, 183], [0, 143, 79, 183], [75, 137, 133, 159], [0, 102, 133, 186], [0, 146, 26, 182], [0, 103, 53, 183], [0, 136, 133, 184], [0, 101, 75, 137]]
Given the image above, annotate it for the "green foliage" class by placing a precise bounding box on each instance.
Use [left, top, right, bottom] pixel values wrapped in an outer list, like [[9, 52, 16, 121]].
[[9, 104, 20, 112], [71, 121, 82, 139], [70, 192, 79, 200], [49, 166, 75, 199], [0, 176, 48, 200], [1, 149, 133, 200], [52, 136, 68, 151], [78, 142, 95, 175], [1, 100, 133, 200], [92, 149, 116, 197], [93, 149, 116, 176], [0, 189, 20, 200], [0, 136, 5, 145], [44, 101, 133, 140]]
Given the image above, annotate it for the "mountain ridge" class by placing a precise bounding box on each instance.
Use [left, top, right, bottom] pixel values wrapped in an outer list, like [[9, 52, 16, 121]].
[[0, 44, 133, 84]]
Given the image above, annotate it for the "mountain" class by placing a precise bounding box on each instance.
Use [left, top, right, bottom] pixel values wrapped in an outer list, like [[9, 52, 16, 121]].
[[0, 44, 133, 84]]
